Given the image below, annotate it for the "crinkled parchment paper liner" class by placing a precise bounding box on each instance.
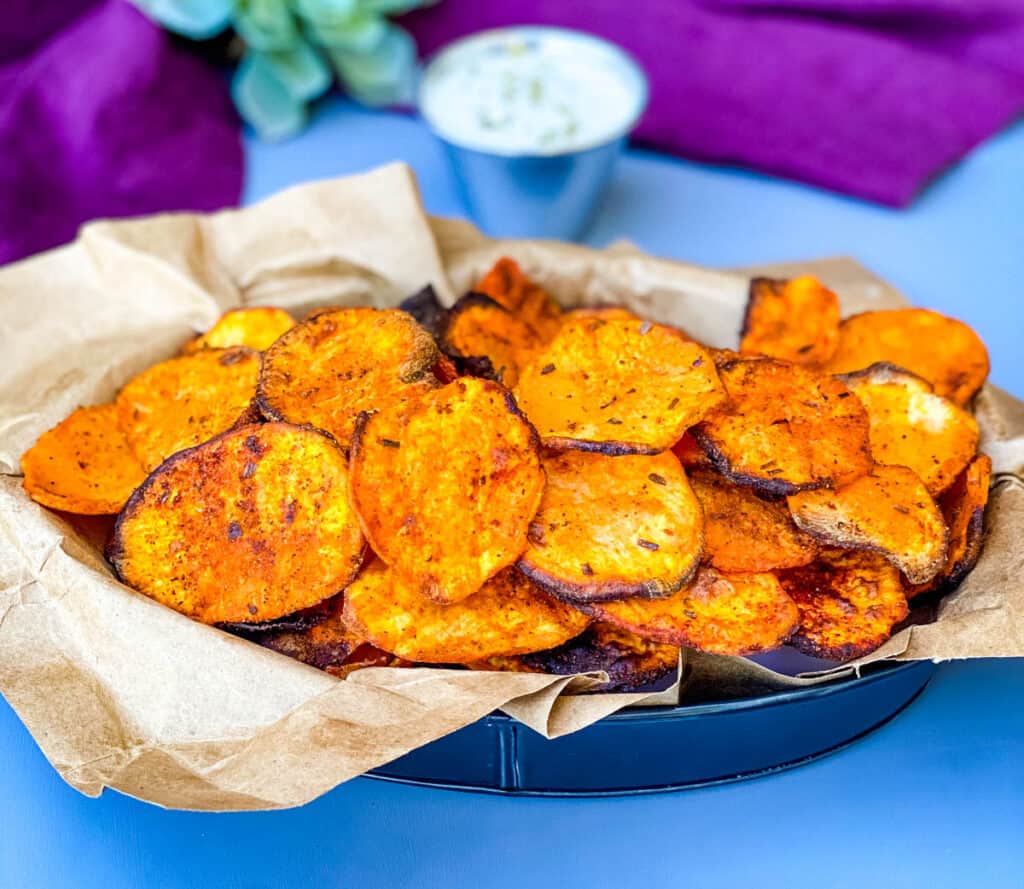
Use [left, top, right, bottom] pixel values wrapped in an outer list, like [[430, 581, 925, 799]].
[[1, 164, 1021, 810]]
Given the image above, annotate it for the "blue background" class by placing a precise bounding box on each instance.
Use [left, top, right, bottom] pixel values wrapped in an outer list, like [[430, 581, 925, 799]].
[[2, 101, 1022, 888]]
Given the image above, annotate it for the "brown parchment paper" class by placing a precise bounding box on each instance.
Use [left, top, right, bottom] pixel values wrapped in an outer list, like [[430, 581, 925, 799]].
[[1, 163, 1022, 811]]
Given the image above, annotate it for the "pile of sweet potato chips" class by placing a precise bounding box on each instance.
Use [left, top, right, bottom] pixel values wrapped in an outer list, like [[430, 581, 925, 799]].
[[21, 260, 993, 688]]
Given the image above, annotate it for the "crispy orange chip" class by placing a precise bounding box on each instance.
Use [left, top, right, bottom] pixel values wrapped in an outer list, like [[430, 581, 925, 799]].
[[475, 256, 562, 342], [257, 307, 439, 450], [349, 377, 545, 604], [567, 305, 641, 323], [694, 357, 872, 496], [109, 422, 365, 624], [116, 347, 262, 471], [518, 450, 703, 603], [22, 404, 147, 515], [740, 276, 841, 366], [838, 363, 979, 495], [788, 464, 948, 585], [342, 562, 589, 663], [778, 549, 909, 662], [515, 318, 725, 454], [823, 308, 989, 405], [583, 567, 798, 655], [183, 307, 295, 353], [689, 469, 819, 572]]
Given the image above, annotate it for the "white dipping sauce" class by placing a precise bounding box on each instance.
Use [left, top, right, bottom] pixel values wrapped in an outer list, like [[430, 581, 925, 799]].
[[419, 28, 647, 156]]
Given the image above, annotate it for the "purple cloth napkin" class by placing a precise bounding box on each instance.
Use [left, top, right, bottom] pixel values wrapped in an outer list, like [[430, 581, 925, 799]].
[[402, 0, 1024, 206], [0, 0, 242, 265]]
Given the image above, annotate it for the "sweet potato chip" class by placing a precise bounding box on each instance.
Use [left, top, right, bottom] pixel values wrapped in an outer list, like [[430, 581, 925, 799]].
[[515, 318, 725, 454], [116, 347, 262, 471], [183, 307, 295, 353], [823, 308, 989, 404], [582, 567, 798, 655], [109, 422, 365, 624], [788, 464, 948, 585], [475, 256, 562, 342], [688, 468, 819, 572], [349, 377, 545, 604], [838, 363, 979, 495], [778, 549, 909, 661], [398, 284, 447, 339], [517, 450, 703, 603], [257, 307, 439, 450], [739, 276, 840, 366], [341, 562, 589, 663], [22, 404, 147, 515], [567, 305, 641, 322], [693, 357, 872, 496]]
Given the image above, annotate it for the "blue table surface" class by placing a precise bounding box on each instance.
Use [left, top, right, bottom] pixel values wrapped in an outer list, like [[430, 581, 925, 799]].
[[2, 101, 1022, 889]]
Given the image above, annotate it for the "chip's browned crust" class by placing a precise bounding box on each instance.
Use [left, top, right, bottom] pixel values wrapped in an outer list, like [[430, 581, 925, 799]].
[[838, 362, 979, 495], [671, 431, 711, 468], [475, 256, 563, 342], [22, 404, 147, 515], [823, 308, 989, 405], [778, 549, 909, 661], [109, 422, 365, 624], [740, 276, 841, 366], [116, 347, 262, 471], [256, 307, 439, 450], [349, 377, 545, 604], [788, 464, 948, 585], [183, 307, 295, 354], [341, 561, 590, 663], [514, 318, 725, 455], [693, 357, 872, 496], [582, 567, 799, 655], [517, 450, 703, 603], [688, 468, 819, 572], [398, 285, 447, 339]]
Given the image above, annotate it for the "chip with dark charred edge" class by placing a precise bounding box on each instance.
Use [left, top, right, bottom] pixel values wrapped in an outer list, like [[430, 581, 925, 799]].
[[22, 403, 148, 515], [671, 431, 710, 468], [116, 347, 262, 471], [182, 307, 295, 354], [474, 256, 562, 342], [739, 276, 841, 366], [349, 377, 545, 604], [256, 307, 439, 450], [581, 567, 799, 655], [693, 357, 872, 496], [514, 318, 725, 455], [218, 597, 336, 637], [109, 422, 365, 624], [398, 284, 447, 339], [688, 468, 819, 572], [838, 362, 979, 496], [822, 308, 990, 405], [471, 624, 679, 693], [906, 454, 992, 598], [441, 293, 544, 388], [788, 464, 948, 585], [341, 561, 590, 663], [517, 450, 703, 603], [777, 549, 909, 662]]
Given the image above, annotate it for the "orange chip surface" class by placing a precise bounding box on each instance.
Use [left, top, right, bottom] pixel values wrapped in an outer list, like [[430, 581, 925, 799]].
[[693, 357, 872, 496], [110, 422, 365, 624], [22, 404, 147, 515], [839, 363, 979, 495], [349, 377, 545, 604], [778, 549, 909, 662], [183, 307, 295, 353], [582, 567, 799, 655], [257, 307, 439, 450], [518, 450, 703, 603], [475, 256, 562, 342], [341, 562, 589, 663], [823, 308, 989, 404], [116, 347, 261, 471], [567, 305, 641, 323], [515, 318, 725, 454], [689, 468, 819, 572], [788, 464, 948, 585], [740, 276, 841, 366]]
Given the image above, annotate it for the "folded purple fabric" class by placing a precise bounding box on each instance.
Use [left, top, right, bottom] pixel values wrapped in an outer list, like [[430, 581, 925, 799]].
[[402, 0, 1024, 206], [0, 0, 242, 265]]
